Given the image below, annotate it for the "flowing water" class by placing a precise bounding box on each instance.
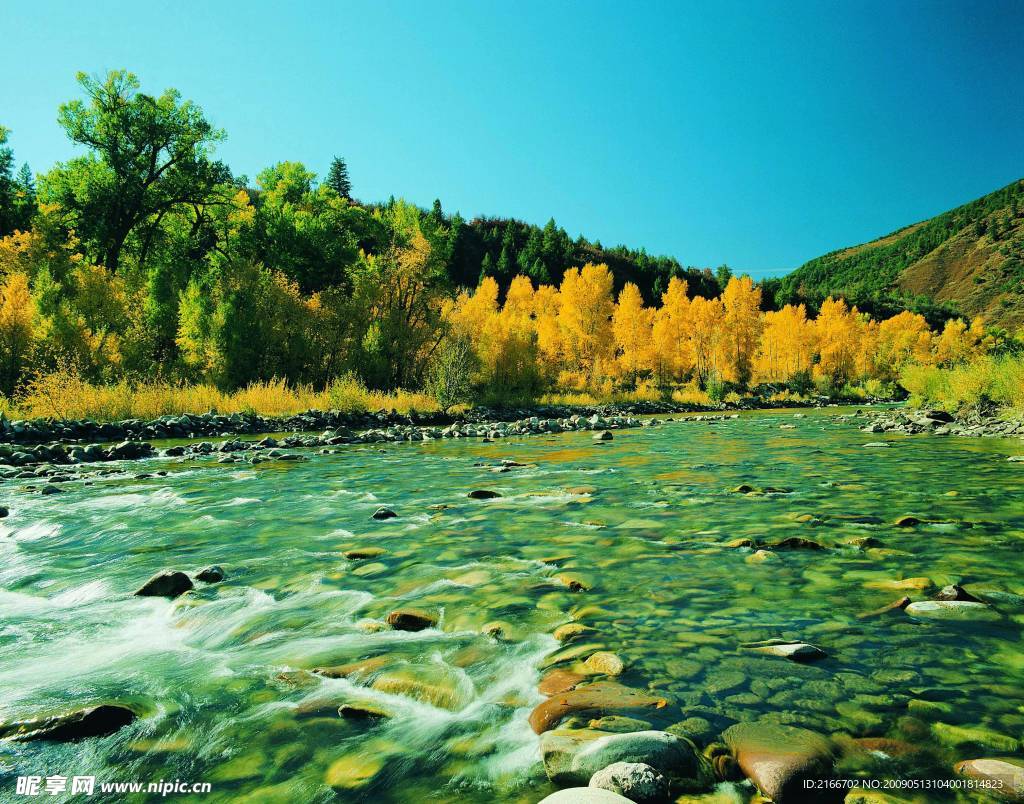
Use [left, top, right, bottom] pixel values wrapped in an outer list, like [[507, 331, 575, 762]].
[[2, 408, 1024, 802]]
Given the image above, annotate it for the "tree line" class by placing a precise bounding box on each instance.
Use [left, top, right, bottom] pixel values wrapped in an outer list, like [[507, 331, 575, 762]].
[[0, 71, 1017, 407]]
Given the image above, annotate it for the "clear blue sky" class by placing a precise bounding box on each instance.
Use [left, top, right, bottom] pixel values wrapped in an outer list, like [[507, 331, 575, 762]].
[[2, 1, 1022, 278]]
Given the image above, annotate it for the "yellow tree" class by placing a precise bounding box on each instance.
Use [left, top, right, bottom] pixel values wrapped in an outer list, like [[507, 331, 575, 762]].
[[688, 295, 725, 388], [651, 277, 692, 383], [755, 304, 814, 382], [612, 282, 654, 384], [557, 263, 614, 382], [813, 297, 861, 387], [933, 316, 985, 366], [0, 271, 35, 394], [873, 311, 933, 381], [719, 275, 763, 385], [533, 284, 562, 381]]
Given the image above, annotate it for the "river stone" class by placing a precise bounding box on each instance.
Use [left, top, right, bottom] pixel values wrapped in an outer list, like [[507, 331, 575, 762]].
[[196, 565, 225, 583], [594, 430, 613, 441], [344, 547, 387, 560], [748, 641, 827, 663], [589, 761, 670, 803], [904, 600, 1002, 622], [588, 716, 653, 733], [541, 728, 702, 786], [584, 652, 626, 676], [537, 789, 633, 804], [324, 753, 384, 789], [372, 507, 396, 520], [555, 623, 595, 643], [529, 682, 671, 734], [0, 505, 8, 518], [134, 570, 193, 598], [723, 722, 836, 802], [932, 722, 1019, 752], [468, 489, 501, 499], [0, 704, 137, 742], [371, 667, 468, 710], [954, 757, 1024, 800], [385, 609, 437, 631], [540, 669, 587, 695], [935, 584, 981, 602]]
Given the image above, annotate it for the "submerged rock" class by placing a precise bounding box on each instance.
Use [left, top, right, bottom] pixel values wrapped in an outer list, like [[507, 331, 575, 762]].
[[723, 722, 836, 802], [583, 652, 626, 676], [0, 704, 137, 742], [935, 584, 981, 602], [904, 600, 1002, 622], [134, 570, 193, 599], [324, 752, 384, 790], [385, 609, 437, 632], [529, 682, 670, 734], [590, 761, 670, 803]]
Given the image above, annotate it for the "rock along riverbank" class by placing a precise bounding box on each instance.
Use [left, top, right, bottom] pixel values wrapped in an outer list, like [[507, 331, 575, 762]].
[[855, 407, 1024, 439]]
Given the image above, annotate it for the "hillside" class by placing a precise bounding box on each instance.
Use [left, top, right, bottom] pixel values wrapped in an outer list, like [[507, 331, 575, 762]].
[[776, 178, 1024, 330]]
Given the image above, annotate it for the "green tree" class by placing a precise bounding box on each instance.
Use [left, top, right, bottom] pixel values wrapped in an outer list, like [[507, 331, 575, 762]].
[[325, 156, 352, 199], [427, 333, 477, 412], [41, 70, 230, 273]]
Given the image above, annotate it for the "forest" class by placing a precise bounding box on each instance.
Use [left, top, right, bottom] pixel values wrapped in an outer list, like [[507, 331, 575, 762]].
[[0, 71, 1020, 418]]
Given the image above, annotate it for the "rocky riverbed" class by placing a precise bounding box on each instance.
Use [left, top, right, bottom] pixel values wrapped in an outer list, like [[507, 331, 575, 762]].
[[3, 406, 1024, 802], [855, 407, 1024, 439]]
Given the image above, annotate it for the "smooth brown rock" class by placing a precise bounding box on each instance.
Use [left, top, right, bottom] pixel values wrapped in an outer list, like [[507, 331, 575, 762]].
[[385, 609, 437, 632], [857, 596, 911, 619], [539, 668, 587, 696], [528, 681, 670, 734], [723, 722, 837, 802]]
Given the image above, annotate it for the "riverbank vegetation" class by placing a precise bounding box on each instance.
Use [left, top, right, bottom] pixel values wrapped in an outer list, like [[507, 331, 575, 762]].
[[2, 71, 1022, 423], [900, 353, 1024, 416]]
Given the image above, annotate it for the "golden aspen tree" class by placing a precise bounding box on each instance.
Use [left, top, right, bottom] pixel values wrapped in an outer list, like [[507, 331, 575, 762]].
[[503, 274, 535, 325], [533, 284, 563, 382], [651, 277, 692, 383], [719, 275, 763, 385], [557, 262, 614, 382], [756, 304, 814, 382], [688, 295, 725, 388], [813, 297, 860, 387], [873, 311, 933, 381], [0, 271, 35, 394], [612, 282, 654, 384]]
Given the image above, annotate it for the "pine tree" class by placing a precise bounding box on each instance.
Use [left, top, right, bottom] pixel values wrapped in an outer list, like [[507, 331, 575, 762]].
[[325, 156, 352, 199]]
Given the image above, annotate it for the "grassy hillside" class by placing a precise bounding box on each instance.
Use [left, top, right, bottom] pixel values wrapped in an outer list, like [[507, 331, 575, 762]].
[[776, 178, 1024, 329]]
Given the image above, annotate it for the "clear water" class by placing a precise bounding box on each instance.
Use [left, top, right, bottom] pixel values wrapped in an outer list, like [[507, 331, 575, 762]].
[[2, 408, 1023, 802]]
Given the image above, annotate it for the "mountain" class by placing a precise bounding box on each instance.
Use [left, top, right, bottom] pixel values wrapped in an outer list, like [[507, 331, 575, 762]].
[[776, 179, 1024, 330]]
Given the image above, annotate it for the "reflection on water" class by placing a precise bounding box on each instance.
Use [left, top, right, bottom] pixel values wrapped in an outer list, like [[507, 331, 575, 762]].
[[1, 407, 1023, 802]]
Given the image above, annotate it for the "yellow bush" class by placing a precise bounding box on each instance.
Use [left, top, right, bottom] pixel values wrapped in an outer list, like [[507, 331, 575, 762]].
[[900, 354, 1024, 414], [12, 368, 439, 422]]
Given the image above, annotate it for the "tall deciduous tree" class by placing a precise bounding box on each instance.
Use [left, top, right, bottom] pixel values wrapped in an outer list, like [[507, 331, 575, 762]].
[[41, 70, 230, 273]]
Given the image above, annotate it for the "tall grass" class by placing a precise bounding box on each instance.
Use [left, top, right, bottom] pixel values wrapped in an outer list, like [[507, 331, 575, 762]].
[[900, 354, 1024, 415], [8, 370, 439, 422]]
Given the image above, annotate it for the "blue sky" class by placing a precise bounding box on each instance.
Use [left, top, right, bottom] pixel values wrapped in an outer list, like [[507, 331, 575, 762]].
[[2, 0, 1022, 278]]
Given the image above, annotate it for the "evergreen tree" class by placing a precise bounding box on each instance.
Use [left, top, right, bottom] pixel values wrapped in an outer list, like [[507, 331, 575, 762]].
[[478, 252, 494, 285], [0, 126, 15, 236], [326, 156, 352, 199]]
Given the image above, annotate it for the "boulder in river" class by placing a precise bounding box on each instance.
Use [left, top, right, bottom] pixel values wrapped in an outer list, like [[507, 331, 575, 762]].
[[589, 761, 670, 803], [594, 430, 614, 441], [541, 728, 704, 787], [583, 652, 626, 676], [385, 609, 437, 632], [723, 721, 837, 802], [371, 507, 397, 520], [0, 704, 137, 742], [0, 505, 8, 518], [904, 600, 1002, 622], [467, 489, 502, 499], [935, 584, 981, 602], [954, 757, 1024, 800], [196, 565, 225, 583], [529, 681, 670, 734], [134, 570, 193, 598]]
